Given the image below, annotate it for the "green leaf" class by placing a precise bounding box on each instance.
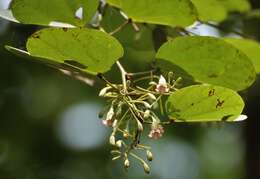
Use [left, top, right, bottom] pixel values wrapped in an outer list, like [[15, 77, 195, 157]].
[[224, 38, 260, 74], [10, 0, 99, 27], [191, 0, 227, 22], [218, 0, 251, 12], [166, 85, 246, 122], [5, 45, 95, 85], [156, 36, 256, 91], [107, 0, 121, 8], [120, 0, 197, 27], [26, 28, 124, 75]]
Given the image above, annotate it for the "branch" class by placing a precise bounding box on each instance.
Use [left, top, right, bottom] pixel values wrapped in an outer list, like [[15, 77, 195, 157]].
[[116, 61, 128, 93]]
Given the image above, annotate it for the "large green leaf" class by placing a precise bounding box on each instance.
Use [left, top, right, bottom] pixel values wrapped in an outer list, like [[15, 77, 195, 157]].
[[26, 28, 124, 75], [191, 0, 227, 22], [10, 0, 99, 27], [166, 85, 246, 122], [119, 0, 197, 27], [225, 38, 260, 74], [156, 36, 256, 91]]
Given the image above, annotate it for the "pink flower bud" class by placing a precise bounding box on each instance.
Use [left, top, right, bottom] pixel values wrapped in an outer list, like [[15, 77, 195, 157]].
[[155, 75, 169, 94]]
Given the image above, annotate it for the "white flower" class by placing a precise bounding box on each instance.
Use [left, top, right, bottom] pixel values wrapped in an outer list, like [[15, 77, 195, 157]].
[[102, 106, 114, 127], [155, 75, 169, 93], [148, 119, 165, 140]]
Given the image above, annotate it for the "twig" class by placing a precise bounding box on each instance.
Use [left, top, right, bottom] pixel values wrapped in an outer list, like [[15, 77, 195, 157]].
[[109, 20, 129, 36], [116, 61, 128, 93]]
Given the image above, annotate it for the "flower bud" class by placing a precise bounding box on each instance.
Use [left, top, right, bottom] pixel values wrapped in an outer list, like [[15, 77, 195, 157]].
[[123, 132, 129, 138], [124, 159, 130, 169], [143, 162, 150, 174], [146, 150, 153, 161], [137, 120, 143, 132], [109, 135, 116, 145], [112, 119, 118, 128], [99, 86, 111, 97], [116, 140, 122, 148], [147, 93, 156, 100], [112, 155, 121, 160], [143, 110, 150, 119], [143, 101, 151, 109]]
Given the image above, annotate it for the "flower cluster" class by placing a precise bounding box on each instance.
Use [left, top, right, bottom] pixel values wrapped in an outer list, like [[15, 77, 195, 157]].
[[98, 72, 180, 173]]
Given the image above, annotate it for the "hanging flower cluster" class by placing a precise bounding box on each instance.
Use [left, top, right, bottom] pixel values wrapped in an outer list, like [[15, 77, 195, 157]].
[[98, 72, 181, 173]]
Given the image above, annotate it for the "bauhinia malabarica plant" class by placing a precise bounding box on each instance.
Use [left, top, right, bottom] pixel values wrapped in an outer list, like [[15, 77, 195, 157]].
[[0, 0, 259, 174]]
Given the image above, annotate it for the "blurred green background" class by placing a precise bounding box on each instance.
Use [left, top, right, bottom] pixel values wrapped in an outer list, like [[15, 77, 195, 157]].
[[1, 0, 260, 179]]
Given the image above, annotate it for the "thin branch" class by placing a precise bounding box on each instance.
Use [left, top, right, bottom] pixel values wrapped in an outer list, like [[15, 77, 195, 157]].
[[116, 61, 128, 93], [109, 20, 129, 36]]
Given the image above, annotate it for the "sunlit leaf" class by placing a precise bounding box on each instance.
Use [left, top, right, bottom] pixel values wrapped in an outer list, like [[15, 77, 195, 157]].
[[26, 28, 124, 75], [10, 0, 99, 27], [107, 0, 121, 8], [191, 0, 227, 22], [119, 0, 197, 27], [225, 38, 260, 74], [5, 45, 95, 86], [166, 85, 245, 122], [156, 36, 256, 91], [218, 0, 251, 12]]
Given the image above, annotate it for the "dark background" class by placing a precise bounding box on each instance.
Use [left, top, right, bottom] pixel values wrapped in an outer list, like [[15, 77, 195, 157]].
[[0, 0, 260, 179]]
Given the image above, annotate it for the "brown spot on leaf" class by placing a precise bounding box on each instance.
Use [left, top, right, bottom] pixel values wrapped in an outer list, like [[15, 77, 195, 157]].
[[62, 28, 68, 32], [32, 33, 40, 39], [208, 89, 215, 97], [208, 74, 218, 78], [221, 114, 234, 121], [216, 98, 225, 108]]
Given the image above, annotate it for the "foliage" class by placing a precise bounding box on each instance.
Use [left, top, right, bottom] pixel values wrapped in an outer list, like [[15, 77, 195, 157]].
[[0, 0, 259, 174]]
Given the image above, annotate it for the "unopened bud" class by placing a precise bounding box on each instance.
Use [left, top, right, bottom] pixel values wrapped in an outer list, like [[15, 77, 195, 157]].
[[124, 159, 130, 168], [112, 120, 118, 128], [143, 162, 150, 174], [143, 101, 151, 109], [137, 120, 143, 132], [123, 132, 129, 138], [112, 155, 121, 160], [149, 81, 157, 86], [146, 150, 153, 161], [147, 93, 156, 100], [116, 140, 122, 148], [99, 86, 111, 96], [144, 110, 150, 119], [109, 135, 116, 145]]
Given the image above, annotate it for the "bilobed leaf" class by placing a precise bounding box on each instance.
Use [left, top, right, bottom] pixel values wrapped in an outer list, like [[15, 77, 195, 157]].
[[225, 38, 260, 74], [26, 28, 124, 75], [10, 0, 99, 27], [191, 0, 227, 22], [156, 36, 256, 91], [120, 0, 197, 27], [166, 85, 246, 122]]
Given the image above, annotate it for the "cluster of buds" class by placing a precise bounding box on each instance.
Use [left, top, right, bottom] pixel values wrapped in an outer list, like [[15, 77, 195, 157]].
[[98, 72, 180, 173]]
